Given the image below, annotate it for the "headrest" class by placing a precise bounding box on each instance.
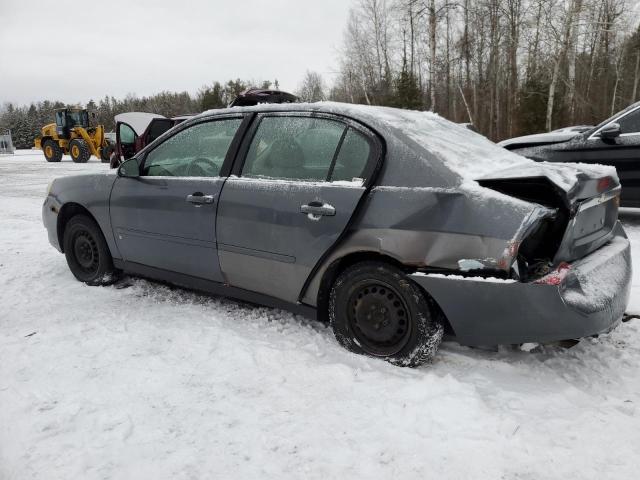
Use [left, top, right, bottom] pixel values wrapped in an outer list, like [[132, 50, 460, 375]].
[[265, 139, 305, 169]]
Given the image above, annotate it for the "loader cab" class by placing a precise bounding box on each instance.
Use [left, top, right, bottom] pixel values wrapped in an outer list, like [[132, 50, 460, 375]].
[[55, 108, 89, 138]]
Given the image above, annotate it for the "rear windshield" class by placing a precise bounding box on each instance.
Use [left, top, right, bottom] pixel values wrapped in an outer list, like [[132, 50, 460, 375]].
[[360, 105, 530, 180]]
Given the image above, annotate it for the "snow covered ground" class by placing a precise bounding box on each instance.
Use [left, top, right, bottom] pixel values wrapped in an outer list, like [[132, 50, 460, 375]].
[[2, 150, 640, 479]]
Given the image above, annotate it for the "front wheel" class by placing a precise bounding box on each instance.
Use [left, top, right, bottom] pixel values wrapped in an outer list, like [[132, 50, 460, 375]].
[[329, 261, 443, 367], [63, 214, 118, 285], [43, 139, 63, 162], [69, 138, 91, 163]]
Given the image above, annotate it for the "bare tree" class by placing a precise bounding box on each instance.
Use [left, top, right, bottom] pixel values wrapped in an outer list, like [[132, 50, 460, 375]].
[[546, 0, 583, 132], [297, 71, 327, 103], [332, 0, 638, 140]]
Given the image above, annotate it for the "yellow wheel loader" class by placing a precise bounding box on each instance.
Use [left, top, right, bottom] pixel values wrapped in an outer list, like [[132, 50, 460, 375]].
[[34, 107, 114, 163]]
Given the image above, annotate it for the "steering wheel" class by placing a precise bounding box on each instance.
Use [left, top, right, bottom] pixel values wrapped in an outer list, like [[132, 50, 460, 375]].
[[187, 157, 220, 177]]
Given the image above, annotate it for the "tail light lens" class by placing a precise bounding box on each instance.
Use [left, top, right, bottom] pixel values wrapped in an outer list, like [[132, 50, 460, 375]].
[[597, 177, 612, 193], [534, 262, 571, 286]]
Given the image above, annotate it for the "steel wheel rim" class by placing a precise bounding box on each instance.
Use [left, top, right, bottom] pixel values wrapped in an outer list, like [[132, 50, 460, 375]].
[[347, 280, 412, 356], [45, 145, 53, 157], [72, 230, 99, 273], [71, 145, 79, 157]]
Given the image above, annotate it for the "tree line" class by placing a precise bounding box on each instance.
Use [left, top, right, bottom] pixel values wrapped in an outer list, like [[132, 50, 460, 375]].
[[2, 0, 639, 149], [0, 79, 279, 149], [331, 0, 640, 140]]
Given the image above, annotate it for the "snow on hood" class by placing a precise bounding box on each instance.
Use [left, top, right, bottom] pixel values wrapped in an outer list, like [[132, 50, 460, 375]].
[[497, 131, 582, 147], [114, 112, 165, 136]]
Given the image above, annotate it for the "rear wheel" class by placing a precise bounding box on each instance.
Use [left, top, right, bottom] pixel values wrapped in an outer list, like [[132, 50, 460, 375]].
[[329, 261, 443, 367], [63, 214, 117, 285], [100, 143, 114, 163], [43, 139, 62, 162], [69, 138, 91, 163]]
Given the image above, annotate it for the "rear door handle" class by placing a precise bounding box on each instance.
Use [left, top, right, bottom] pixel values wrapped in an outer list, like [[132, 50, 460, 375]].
[[186, 192, 215, 204], [300, 202, 336, 216]]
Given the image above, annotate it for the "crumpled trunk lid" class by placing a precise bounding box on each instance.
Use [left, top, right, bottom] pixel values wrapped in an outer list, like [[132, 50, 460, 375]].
[[477, 161, 621, 271]]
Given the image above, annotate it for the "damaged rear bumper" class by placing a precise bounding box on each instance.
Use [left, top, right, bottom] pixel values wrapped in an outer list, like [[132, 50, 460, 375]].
[[410, 222, 632, 346]]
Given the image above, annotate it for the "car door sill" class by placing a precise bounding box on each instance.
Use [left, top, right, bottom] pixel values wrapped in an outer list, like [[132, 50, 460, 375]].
[[115, 259, 316, 319]]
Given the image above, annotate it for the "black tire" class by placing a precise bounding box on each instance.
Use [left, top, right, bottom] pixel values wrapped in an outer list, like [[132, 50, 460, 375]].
[[69, 138, 91, 163], [329, 262, 443, 367], [43, 139, 63, 162], [63, 214, 118, 285], [100, 143, 114, 163]]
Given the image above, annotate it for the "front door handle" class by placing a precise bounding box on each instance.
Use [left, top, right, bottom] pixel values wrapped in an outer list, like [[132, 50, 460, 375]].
[[186, 192, 215, 204], [300, 202, 336, 216]]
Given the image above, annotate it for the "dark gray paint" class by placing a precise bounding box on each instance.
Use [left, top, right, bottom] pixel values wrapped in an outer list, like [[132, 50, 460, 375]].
[[43, 172, 121, 257], [216, 177, 366, 303], [410, 223, 631, 346], [110, 176, 225, 281], [42, 102, 633, 346]]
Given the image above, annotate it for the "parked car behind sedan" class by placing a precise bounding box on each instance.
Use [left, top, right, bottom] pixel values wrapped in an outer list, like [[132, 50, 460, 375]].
[[499, 102, 640, 207], [112, 112, 192, 168], [43, 102, 631, 366]]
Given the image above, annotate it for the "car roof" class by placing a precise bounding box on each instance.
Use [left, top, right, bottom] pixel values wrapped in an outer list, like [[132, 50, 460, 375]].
[[194, 101, 535, 184], [115, 112, 166, 136]]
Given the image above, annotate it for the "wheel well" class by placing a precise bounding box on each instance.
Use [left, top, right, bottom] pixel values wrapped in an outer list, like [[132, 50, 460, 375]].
[[56, 203, 96, 253], [315, 251, 454, 335]]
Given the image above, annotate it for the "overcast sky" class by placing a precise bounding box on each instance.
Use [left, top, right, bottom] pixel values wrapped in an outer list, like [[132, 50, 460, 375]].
[[0, 0, 351, 106]]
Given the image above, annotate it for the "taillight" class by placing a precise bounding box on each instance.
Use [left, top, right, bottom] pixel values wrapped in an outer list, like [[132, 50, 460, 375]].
[[534, 262, 571, 285], [597, 177, 612, 193]]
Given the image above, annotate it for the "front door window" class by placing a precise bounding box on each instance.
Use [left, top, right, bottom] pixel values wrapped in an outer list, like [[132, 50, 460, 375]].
[[618, 109, 640, 135], [143, 119, 242, 177]]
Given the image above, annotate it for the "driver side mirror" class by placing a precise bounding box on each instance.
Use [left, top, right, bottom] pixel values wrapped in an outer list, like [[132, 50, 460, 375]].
[[118, 158, 140, 178], [600, 122, 621, 140]]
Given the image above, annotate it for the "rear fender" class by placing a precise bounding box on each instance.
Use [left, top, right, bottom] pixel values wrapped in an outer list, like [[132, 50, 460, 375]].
[[301, 185, 553, 306]]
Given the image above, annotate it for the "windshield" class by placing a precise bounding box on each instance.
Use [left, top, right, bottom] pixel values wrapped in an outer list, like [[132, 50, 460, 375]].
[[67, 111, 88, 127], [588, 101, 640, 135]]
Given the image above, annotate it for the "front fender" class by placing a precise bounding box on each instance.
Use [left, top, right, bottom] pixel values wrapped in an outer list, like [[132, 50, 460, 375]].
[[46, 173, 120, 260]]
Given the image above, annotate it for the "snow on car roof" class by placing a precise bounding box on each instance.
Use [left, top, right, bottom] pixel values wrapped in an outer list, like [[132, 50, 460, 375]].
[[114, 112, 165, 136], [200, 101, 615, 191], [328, 103, 531, 178]]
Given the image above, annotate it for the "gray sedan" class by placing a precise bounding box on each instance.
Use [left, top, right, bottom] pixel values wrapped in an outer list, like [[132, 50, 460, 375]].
[[43, 102, 632, 366]]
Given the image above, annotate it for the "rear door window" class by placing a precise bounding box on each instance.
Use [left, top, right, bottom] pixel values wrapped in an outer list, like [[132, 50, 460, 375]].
[[241, 116, 373, 183], [147, 119, 176, 144], [331, 128, 371, 182], [242, 116, 345, 181]]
